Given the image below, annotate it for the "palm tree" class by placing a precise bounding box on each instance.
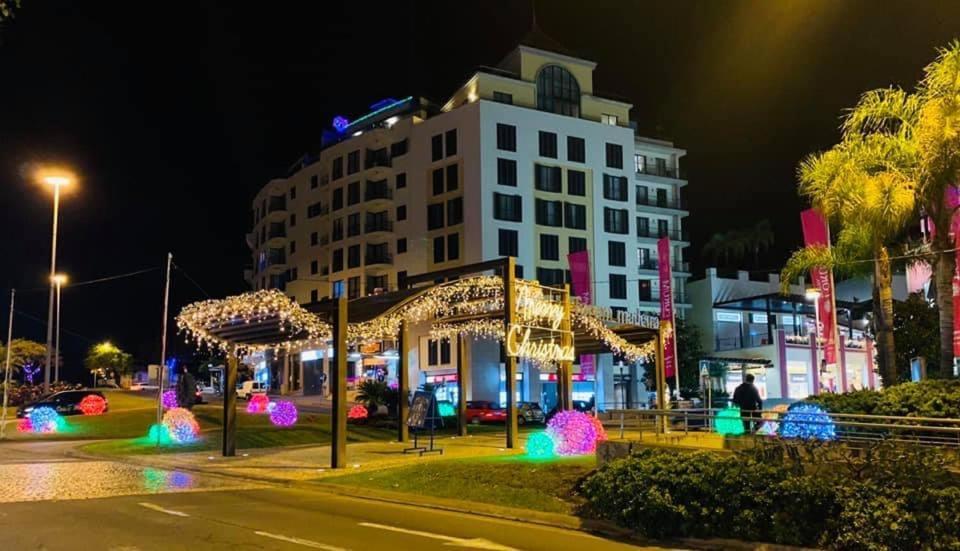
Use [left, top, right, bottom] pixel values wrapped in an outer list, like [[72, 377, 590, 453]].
[[782, 134, 917, 386], [702, 219, 775, 269]]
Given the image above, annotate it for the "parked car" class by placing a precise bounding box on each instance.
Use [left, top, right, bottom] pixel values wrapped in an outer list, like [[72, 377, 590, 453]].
[[466, 400, 506, 424], [517, 401, 545, 425], [17, 390, 108, 418], [545, 400, 595, 423], [236, 380, 267, 400]]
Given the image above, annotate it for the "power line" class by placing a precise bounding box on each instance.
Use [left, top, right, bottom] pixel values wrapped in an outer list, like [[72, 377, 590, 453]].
[[13, 266, 161, 293], [172, 263, 211, 299]]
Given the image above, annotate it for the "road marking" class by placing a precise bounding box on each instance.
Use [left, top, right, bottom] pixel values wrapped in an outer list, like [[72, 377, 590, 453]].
[[357, 522, 518, 550], [137, 502, 189, 517], [254, 531, 348, 550]]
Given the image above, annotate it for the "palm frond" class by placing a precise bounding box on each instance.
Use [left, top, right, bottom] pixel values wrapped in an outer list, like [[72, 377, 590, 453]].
[[842, 87, 920, 140]]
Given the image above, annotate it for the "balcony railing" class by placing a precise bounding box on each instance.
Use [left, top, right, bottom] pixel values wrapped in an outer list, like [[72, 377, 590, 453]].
[[365, 186, 393, 201], [638, 290, 688, 304], [365, 220, 394, 233], [365, 252, 393, 265], [268, 196, 287, 212], [637, 227, 690, 241], [636, 195, 687, 210], [637, 259, 690, 273], [635, 165, 682, 179], [268, 225, 286, 239]]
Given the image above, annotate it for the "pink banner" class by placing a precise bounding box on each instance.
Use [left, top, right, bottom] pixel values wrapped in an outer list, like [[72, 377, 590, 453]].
[[658, 238, 676, 379], [567, 250, 594, 377], [953, 229, 960, 357], [800, 209, 838, 367]]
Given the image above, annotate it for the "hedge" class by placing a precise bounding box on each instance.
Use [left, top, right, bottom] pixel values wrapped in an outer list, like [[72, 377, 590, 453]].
[[807, 379, 960, 418]]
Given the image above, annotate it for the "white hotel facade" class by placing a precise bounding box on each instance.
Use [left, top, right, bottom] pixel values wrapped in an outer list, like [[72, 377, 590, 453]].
[[246, 36, 690, 409]]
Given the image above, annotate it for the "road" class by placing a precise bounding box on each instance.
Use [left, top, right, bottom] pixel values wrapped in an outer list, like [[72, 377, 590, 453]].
[[0, 441, 665, 551]]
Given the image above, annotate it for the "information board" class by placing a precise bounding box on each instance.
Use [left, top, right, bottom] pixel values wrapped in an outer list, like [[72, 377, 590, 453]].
[[406, 390, 433, 428]]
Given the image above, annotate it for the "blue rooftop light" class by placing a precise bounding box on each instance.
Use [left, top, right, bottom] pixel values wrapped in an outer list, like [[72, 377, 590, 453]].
[[332, 97, 414, 135], [332, 116, 350, 133]]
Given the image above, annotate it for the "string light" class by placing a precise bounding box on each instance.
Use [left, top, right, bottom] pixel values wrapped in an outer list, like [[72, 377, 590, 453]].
[[348, 404, 369, 420], [525, 431, 556, 458], [163, 408, 200, 443], [78, 394, 107, 415], [779, 403, 836, 440], [270, 401, 298, 427], [161, 390, 178, 410], [246, 394, 270, 414], [715, 406, 745, 436], [547, 410, 604, 455]]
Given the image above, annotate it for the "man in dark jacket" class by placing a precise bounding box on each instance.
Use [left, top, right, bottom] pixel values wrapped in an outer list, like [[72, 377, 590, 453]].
[[732, 374, 763, 433]]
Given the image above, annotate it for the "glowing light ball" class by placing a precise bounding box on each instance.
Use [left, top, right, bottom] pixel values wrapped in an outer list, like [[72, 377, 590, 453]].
[[589, 415, 608, 443], [162, 407, 200, 443], [161, 390, 178, 410], [25, 407, 63, 433], [525, 431, 556, 458], [347, 404, 368, 420], [438, 402, 456, 417], [16, 418, 33, 432], [78, 394, 107, 415], [756, 404, 790, 436], [715, 406, 745, 436], [547, 410, 602, 455], [779, 403, 836, 440], [246, 394, 270, 414], [270, 401, 298, 427], [146, 423, 173, 446]]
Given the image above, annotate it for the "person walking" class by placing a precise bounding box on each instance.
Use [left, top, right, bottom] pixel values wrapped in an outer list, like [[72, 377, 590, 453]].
[[732, 373, 763, 433]]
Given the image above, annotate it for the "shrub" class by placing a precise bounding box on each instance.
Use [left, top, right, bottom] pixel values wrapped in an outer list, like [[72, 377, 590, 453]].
[[807, 379, 960, 418]]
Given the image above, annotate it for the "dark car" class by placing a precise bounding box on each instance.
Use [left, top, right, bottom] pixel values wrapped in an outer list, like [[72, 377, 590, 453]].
[[17, 390, 109, 418], [545, 399, 594, 422], [518, 401, 545, 425]]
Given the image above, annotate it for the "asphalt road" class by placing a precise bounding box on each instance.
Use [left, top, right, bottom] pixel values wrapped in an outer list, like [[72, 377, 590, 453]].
[[0, 441, 666, 551]]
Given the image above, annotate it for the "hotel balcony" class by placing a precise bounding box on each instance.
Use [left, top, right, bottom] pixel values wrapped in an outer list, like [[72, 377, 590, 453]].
[[364, 219, 394, 236], [636, 194, 688, 212], [637, 226, 690, 243], [365, 251, 393, 275], [266, 195, 288, 220], [364, 182, 393, 206], [634, 164, 685, 181], [638, 258, 691, 275]]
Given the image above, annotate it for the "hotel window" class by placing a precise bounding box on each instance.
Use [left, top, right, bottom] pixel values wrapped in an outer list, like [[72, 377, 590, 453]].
[[347, 150, 360, 175], [289, 213, 296, 227], [347, 182, 360, 205], [332, 157, 343, 180], [538, 131, 558, 158], [390, 138, 408, 158], [397, 205, 407, 221], [310, 232, 318, 246], [396, 172, 407, 189], [655, 157, 667, 176], [569, 236, 587, 253], [310, 289, 318, 302], [433, 236, 445, 263], [604, 208, 629, 234], [515, 265, 524, 278], [348, 245, 360, 268], [493, 193, 522, 222], [536, 268, 565, 287], [656, 188, 668, 207], [310, 260, 318, 275], [536, 65, 580, 117], [496, 123, 516, 152], [347, 213, 361, 237], [605, 143, 623, 169], [603, 174, 628, 201], [658, 219, 669, 237], [348, 276, 360, 299], [535, 199, 563, 227], [637, 217, 649, 237], [432, 168, 444, 195], [634, 154, 646, 174], [447, 197, 463, 226], [290, 186, 297, 200], [564, 202, 586, 230], [446, 163, 458, 192], [567, 136, 585, 163], [445, 129, 457, 157], [397, 237, 407, 254], [332, 249, 343, 272], [497, 158, 517, 186], [540, 234, 559, 261], [289, 240, 296, 255], [332, 218, 343, 241], [499, 229, 518, 257], [332, 188, 343, 211], [534, 164, 562, 192], [601, 113, 618, 126], [567, 170, 586, 196], [447, 233, 460, 261], [310, 175, 318, 189], [636, 185, 649, 205], [398, 270, 408, 289], [609, 274, 627, 299], [608, 241, 626, 266], [493, 91, 513, 104], [331, 280, 344, 298], [427, 203, 444, 230], [431, 134, 443, 161], [638, 247, 651, 268], [307, 202, 323, 218]]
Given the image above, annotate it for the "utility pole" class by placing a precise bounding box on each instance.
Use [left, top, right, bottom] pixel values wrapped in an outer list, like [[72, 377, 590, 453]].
[[156, 253, 172, 445], [1, 289, 16, 440]]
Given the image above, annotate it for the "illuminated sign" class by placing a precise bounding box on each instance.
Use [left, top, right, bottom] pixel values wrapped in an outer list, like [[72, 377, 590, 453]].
[[716, 312, 742, 323], [750, 313, 768, 324], [507, 283, 574, 364], [506, 326, 575, 363], [577, 304, 660, 329]]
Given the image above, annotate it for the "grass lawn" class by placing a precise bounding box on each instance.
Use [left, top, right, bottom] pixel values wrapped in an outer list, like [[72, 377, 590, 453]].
[[323, 454, 596, 514]]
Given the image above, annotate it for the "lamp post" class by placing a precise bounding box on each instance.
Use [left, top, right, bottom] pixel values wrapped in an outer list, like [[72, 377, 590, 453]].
[[51, 274, 68, 383], [806, 288, 822, 394], [39, 171, 72, 394]]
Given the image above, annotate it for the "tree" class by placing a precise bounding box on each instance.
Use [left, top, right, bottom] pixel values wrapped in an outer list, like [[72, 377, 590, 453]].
[[674, 319, 706, 398], [84, 342, 133, 383], [702, 219, 775, 269], [0, 0, 20, 22], [894, 293, 940, 382], [0, 338, 46, 381]]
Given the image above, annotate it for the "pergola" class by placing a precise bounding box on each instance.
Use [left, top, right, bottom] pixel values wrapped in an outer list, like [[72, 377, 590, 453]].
[[177, 258, 667, 466]]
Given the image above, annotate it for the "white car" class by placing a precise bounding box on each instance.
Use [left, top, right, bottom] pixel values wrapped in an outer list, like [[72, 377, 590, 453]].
[[236, 381, 267, 400]]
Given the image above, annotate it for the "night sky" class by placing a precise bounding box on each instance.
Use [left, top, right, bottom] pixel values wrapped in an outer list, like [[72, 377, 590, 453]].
[[1, 1, 958, 381]]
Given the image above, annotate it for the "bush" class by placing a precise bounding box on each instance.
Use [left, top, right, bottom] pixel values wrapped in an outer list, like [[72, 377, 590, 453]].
[[807, 379, 960, 418], [580, 442, 960, 549]]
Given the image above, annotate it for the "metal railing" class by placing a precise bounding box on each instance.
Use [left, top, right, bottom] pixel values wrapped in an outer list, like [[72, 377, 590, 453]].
[[636, 195, 687, 210], [637, 227, 690, 241], [637, 259, 690, 273], [365, 186, 393, 201], [635, 165, 682, 179], [365, 220, 394, 233], [365, 253, 393, 266]]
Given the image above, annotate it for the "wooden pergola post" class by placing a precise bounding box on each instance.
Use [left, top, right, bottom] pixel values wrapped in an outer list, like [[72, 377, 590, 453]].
[[656, 321, 669, 434], [397, 320, 409, 443], [331, 296, 347, 468], [456, 333, 470, 436], [222, 346, 238, 457], [503, 257, 519, 449]]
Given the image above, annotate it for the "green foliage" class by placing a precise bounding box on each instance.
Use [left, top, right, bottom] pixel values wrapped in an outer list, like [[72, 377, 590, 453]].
[[894, 293, 941, 380], [807, 379, 960, 418], [701, 219, 775, 269], [0, 338, 46, 378], [581, 442, 960, 548], [674, 319, 705, 397], [83, 342, 133, 382], [0, 0, 20, 22], [355, 379, 389, 408]]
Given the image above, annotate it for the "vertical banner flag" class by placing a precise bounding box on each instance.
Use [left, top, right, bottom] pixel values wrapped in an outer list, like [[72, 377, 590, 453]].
[[658, 238, 677, 380], [800, 209, 839, 368], [945, 186, 960, 359], [567, 250, 594, 378]]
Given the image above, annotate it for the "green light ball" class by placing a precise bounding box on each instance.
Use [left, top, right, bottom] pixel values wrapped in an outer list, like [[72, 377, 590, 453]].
[[716, 406, 745, 436], [525, 431, 556, 458]]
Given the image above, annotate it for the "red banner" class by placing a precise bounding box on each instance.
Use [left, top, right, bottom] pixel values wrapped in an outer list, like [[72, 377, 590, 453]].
[[953, 226, 960, 357], [800, 209, 839, 367], [567, 250, 595, 377], [658, 238, 676, 378]]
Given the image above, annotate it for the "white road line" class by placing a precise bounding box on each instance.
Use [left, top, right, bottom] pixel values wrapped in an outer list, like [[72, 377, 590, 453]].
[[357, 522, 519, 550], [137, 502, 190, 517], [254, 531, 349, 550]]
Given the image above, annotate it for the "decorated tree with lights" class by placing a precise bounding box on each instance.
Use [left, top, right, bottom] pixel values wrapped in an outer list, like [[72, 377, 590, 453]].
[[84, 342, 133, 385], [0, 339, 46, 382]]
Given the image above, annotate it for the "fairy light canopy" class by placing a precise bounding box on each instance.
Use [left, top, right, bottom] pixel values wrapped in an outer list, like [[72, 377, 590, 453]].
[[177, 289, 331, 353]]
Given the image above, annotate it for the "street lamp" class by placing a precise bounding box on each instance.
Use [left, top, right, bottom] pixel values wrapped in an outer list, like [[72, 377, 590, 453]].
[[51, 273, 68, 384], [806, 288, 822, 393], [38, 168, 74, 394]]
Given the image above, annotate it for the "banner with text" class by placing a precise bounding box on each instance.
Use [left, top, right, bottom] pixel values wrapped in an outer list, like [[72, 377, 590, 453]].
[[568, 250, 594, 378], [658, 238, 676, 378], [800, 209, 838, 367]]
